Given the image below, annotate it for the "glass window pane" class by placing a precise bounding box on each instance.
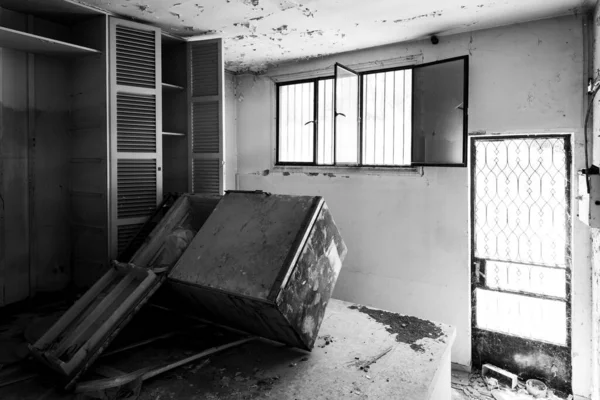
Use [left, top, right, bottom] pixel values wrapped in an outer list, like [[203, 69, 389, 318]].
[[278, 82, 314, 163], [476, 288, 566, 345], [412, 58, 465, 165], [362, 69, 412, 166], [317, 79, 334, 165], [335, 65, 359, 164]]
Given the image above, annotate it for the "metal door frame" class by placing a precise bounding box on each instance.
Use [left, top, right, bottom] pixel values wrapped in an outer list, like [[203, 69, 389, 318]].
[[470, 133, 572, 393]]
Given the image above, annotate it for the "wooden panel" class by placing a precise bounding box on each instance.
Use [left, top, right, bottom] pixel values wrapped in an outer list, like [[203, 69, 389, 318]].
[[32, 50, 71, 293], [187, 39, 223, 195], [117, 159, 157, 218], [0, 26, 99, 56], [116, 92, 157, 152], [0, 0, 104, 25], [115, 24, 156, 88], [167, 281, 304, 346], [192, 101, 219, 153], [109, 18, 162, 259], [169, 192, 320, 300], [192, 158, 220, 195], [70, 16, 109, 288], [163, 134, 188, 193], [0, 7, 28, 305], [190, 40, 218, 97], [277, 203, 347, 349], [0, 44, 29, 305]]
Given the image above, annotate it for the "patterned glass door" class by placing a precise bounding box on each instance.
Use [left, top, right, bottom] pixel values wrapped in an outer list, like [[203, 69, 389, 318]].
[[471, 135, 572, 393]]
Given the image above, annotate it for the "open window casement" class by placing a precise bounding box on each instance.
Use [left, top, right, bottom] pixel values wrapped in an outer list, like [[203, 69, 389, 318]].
[[411, 56, 468, 166], [334, 63, 360, 165]]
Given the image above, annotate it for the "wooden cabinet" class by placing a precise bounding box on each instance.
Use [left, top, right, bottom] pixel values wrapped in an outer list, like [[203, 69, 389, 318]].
[[0, 1, 226, 302], [188, 39, 224, 196], [108, 19, 162, 261]]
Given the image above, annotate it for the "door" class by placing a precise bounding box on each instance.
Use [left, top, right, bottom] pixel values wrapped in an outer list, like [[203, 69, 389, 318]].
[[188, 39, 224, 195], [109, 19, 162, 259], [471, 135, 572, 393]]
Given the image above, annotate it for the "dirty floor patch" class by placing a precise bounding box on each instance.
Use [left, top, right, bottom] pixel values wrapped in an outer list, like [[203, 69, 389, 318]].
[[348, 305, 443, 352]]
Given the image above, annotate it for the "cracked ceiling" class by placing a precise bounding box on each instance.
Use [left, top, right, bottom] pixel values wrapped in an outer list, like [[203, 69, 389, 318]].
[[80, 0, 592, 73]]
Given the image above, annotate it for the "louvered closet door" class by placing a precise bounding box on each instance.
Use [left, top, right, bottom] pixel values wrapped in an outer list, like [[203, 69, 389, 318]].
[[188, 39, 224, 195], [109, 19, 162, 259]]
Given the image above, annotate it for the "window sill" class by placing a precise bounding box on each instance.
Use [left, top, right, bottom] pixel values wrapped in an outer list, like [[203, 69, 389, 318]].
[[271, 165, 424, 177]]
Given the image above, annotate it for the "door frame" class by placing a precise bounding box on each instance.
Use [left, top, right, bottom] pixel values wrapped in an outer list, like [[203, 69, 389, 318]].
[[469, 133, 573, 393]]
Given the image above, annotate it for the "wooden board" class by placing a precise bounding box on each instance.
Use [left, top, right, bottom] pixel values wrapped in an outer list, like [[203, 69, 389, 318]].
[[0, 26, 100, 57], [169, 192, 321, 300], [0, 0, 105, 25], [0, 9, 29, 305], [29, 194, 220, 387], [69, 15, 109, 288]]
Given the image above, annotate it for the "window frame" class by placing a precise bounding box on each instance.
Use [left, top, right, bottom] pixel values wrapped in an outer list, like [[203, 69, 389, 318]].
[[275, 55, 469, 168]]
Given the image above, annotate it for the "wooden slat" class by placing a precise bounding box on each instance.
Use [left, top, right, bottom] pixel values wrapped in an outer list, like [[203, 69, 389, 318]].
[[51, 274, 136, 358]]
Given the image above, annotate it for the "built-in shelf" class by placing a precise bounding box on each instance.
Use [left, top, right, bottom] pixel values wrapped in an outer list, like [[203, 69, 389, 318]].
[[0, 26, 100, 57], [162, 82, 185, 92], [162, 131, 186, 137], [0, 0, 106, 25]]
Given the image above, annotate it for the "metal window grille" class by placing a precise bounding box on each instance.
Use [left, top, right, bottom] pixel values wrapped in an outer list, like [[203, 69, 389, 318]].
[[362, 69, 412, 166], [278, 82, 315, 163], [472, 135, 571, 346], [276, 72, 412, 166]]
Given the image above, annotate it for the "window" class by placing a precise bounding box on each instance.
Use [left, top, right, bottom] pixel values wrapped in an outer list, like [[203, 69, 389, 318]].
[[276, 56, 468, 167]]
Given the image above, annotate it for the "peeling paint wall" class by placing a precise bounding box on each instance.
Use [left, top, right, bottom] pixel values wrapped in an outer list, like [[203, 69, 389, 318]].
[[232, 15, 592, 398]]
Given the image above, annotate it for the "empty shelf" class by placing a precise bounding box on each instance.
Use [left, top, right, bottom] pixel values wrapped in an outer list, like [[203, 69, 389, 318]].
[[162, 82, 185, 92], [0, 26, 100, 56], [162, 131, 186, 137]]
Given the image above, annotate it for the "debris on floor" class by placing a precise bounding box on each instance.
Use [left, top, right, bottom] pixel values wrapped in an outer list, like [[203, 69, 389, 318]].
[[451, 368, 569, 400]]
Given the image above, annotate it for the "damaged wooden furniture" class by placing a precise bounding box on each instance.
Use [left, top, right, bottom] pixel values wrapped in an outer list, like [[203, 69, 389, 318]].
[[168, 191, 348, 350], [28, 194, 220, 389]]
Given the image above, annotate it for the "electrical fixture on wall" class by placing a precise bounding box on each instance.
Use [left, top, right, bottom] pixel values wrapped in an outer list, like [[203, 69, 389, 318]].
[[578, 75, 600, 227]]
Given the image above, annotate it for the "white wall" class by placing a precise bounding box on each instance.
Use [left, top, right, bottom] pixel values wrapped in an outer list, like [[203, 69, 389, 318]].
[[224, 71, 238, 191], [231, 15, 592, 398]]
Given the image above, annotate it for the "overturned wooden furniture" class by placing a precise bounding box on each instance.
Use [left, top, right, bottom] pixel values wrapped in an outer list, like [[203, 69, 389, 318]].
[[28, 194, 220, 389], [168, 191, 348, 350]]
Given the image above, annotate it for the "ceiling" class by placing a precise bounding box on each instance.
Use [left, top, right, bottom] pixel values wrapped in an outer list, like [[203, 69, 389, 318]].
[[80, 0, 592, 73]]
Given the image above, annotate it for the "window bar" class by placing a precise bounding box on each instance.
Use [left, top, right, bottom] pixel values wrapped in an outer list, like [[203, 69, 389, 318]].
[[383, 72, 387, 165], [374, 73, 378, 164], [288, 85, 292, 161], [300, 83, 304, 160], [313, 79, 318, 165], [358, 75, 364, 166], [392, 71, 396, 164]]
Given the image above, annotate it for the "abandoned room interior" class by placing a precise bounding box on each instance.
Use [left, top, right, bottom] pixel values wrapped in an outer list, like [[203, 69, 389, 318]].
[[1, 0, 600, 399]]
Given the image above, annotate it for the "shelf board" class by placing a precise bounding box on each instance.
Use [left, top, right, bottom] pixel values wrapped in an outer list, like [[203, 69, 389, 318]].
[[162, 82, 185, 92], [0, 26, 100, 56], [0, 0, 106, 25], [162, 131, 186, 137]]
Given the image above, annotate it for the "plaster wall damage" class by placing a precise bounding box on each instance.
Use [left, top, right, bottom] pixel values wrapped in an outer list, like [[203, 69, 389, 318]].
[[80, 0, 593, 73]]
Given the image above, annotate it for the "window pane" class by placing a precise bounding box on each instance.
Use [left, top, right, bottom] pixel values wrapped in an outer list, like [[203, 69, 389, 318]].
[[317, 79, 334, 165], [476, 288, 566, 345], [278, 82, 314, 163], [335, 65, 359, 164], [362, 69, 412, 166], [412, 58, 466, 165]]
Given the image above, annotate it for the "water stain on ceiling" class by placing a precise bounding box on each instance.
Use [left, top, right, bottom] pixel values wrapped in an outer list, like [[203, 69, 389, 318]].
[[80, 0, 591, 73]]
